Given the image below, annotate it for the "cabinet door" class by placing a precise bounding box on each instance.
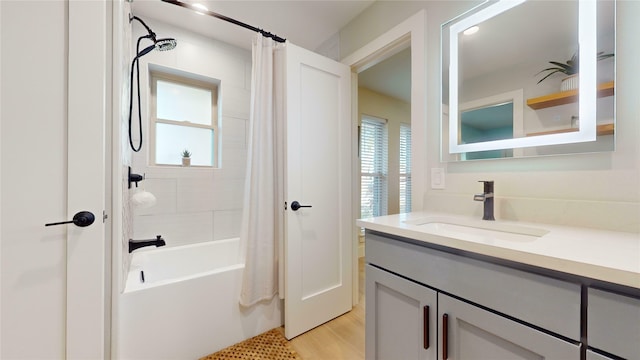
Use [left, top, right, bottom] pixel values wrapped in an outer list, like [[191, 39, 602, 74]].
[[438, 294, 580, 359], [586, 350, 615, 360], [366, 264, 437, 360], [588, 288, 640, 359]]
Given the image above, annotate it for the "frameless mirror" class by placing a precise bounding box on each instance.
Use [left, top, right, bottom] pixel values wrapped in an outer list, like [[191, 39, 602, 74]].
[[442, 0, 615, 161]]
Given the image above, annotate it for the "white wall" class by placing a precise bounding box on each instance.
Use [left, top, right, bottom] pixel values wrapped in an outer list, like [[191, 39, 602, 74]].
[[129, 19, 251, 249], [340, 1, 640, 233], [358, 87, 411, 215]]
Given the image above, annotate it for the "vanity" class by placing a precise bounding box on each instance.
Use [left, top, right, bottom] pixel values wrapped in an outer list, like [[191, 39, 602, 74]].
[[357, 213, 640, 360]]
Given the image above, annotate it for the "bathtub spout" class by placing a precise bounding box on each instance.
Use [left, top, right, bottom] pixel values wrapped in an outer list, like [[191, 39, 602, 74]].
[[129, 235, 166, 253]]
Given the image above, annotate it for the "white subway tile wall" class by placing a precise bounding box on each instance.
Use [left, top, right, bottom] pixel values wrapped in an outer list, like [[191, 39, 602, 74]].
[[131, 19, 252, 248]]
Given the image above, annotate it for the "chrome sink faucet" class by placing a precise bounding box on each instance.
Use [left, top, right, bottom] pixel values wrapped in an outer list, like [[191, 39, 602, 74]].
[[473, 181, 495, 221]]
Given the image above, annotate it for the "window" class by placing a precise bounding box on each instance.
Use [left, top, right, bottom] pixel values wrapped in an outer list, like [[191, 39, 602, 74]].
[[150, 71, 218, 167], [360, 116, 388, 218], [399, 123, 412, 213]]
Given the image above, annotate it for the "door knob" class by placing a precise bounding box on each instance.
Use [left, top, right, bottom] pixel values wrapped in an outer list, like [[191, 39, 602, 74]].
[[45, 211, 95, 227], [290, 201, 312, 211]]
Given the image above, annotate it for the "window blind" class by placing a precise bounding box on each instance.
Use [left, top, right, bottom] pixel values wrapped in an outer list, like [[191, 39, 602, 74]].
[[399, 123, 412, 213], [360, 116, 388, 218]]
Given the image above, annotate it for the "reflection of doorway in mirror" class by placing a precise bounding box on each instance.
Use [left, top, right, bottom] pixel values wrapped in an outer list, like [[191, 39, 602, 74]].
[[461, 103, 513, 144], [457, 89, 524, 160], [461, 102, 514, 160]]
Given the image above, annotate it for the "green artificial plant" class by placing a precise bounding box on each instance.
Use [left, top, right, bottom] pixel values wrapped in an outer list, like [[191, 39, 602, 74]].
[[536, 51, 614, 84]]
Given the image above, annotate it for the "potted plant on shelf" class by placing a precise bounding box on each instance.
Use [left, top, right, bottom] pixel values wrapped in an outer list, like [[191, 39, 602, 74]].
[[181, 149, 191, 167], [536, 51, 614, 91]]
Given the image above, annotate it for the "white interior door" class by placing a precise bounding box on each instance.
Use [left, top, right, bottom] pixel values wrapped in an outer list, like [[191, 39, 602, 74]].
[[283, 43, 353, 339], [0, 1, 107, 358]]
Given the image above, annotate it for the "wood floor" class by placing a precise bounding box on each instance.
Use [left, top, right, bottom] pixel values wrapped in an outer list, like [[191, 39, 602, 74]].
[[279, 258, 366, 360]]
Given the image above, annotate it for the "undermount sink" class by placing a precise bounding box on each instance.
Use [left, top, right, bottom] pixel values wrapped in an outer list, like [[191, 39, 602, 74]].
[[404, 216, 549, 242]]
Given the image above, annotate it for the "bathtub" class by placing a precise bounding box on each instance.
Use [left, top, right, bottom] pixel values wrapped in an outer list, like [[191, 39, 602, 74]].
[[117, 238, 282, 360]]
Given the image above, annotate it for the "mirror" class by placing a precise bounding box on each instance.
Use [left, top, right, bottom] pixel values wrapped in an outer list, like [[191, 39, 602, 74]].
[[442, 0, 615, 161]]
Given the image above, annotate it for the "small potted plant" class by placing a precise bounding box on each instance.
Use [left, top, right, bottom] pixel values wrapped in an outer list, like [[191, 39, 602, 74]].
[[536, 51, 614, 91], [181, 149, 191, 166]]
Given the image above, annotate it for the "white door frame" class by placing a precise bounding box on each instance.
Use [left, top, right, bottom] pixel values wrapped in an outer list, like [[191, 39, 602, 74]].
[[67, 1, 110, 358], [107, 0, 130, 357], [341, 10, 427, 304]]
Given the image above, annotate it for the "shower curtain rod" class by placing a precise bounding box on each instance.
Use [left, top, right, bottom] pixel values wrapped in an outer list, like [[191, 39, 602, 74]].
[[161, 0, 286, 43]]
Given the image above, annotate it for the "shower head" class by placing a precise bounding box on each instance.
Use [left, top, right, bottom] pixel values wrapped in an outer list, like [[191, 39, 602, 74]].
[[134, 38, 177, 61], [130, 15, 177, 59], [128, 15, 178, 153], [155, 38, 177, 52]]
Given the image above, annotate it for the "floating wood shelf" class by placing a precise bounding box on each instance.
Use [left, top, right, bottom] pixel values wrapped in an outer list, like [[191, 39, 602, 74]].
[[526, 81, 615, 110], [596, 123, 615, 136], [526, 123, 614, 137]]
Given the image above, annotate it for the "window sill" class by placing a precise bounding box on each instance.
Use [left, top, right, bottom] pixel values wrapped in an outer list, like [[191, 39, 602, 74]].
[[138, 165, 220, 179]]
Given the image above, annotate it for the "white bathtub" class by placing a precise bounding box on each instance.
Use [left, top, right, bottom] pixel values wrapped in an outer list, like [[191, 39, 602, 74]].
[[117, 238, 282, 360]]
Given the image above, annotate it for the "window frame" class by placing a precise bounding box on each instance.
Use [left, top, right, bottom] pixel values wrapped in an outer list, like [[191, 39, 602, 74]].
[[149, 70, 219, 168]]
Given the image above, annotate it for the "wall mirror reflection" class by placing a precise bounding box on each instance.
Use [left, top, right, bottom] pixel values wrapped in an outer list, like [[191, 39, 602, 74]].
[[441, 0, 615, 162]]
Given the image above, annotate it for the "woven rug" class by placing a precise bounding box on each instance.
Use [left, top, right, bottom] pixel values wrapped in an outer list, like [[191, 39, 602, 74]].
[[199, 328, 301, 360]]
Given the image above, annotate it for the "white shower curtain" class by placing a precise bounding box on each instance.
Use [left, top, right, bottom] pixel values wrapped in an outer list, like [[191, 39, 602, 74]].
[[239, 34, 285, 307]]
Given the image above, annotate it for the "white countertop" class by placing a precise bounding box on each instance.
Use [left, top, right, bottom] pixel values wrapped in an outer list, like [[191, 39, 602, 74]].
[[357, 212, 640, 289]]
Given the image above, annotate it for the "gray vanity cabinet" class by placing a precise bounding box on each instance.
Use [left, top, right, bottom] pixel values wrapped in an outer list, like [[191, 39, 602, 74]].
[[438, 294, 580, 359], [587, 288, 640, 359], [365, 261, 581, 360], [365, 264, 437, 360], [365, 232, 582, 360]]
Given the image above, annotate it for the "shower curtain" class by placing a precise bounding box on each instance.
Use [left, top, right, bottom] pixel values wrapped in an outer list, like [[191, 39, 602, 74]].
[[239, 34, 285, 307]]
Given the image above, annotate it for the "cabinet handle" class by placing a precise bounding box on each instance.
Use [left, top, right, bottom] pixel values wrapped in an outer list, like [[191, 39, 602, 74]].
[[423, 305, 430, 349], [442, 313, 449, 360]]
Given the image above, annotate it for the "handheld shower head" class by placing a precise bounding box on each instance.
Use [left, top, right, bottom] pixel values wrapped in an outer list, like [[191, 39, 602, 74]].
[[134, 37, 176, 60], [131, 15, 178, 59], [155, 38, 177, 51], [133, 38, 177, 65], [128, 15, 178, 152], [136, 44, 156, 59]]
